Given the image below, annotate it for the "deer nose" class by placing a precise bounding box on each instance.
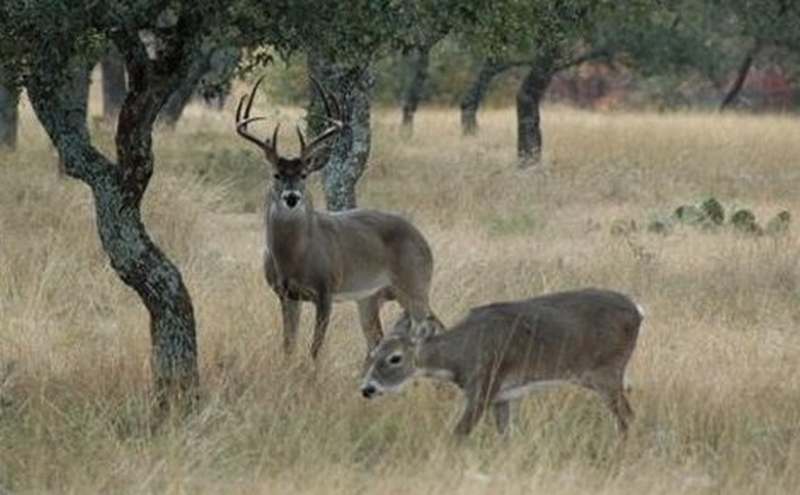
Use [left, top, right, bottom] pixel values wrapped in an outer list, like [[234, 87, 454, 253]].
[[282, 191, 301, 209], [361, 384, 377, 399]]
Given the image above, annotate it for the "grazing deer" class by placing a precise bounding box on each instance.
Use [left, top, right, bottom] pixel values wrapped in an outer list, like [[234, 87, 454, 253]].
[[360, 288, 644, 436], [235, 76, 442, 360]]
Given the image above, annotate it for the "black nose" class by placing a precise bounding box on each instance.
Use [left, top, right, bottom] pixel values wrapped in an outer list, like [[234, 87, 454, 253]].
[[361, 385, 376, 398], [284, 193, 300, 208]]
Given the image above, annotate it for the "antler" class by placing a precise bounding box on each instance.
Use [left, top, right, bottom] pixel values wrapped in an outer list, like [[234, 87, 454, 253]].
[[235, 76, 280, 165], [298, 77, 344, 168]]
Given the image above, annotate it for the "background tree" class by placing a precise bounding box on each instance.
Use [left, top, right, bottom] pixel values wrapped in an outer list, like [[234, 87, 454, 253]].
[[460, 0, 656, 167], [460, 58, 526, 135], [100, 47, 126, 123], [710, 0, 799, 109], [0, 68, 19, 149], [396, 0, 454, 136]]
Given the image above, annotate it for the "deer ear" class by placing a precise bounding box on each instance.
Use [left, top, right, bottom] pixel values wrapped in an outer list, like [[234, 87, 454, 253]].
[[410, 316, 443, 343], [390, 312, 413, 337]]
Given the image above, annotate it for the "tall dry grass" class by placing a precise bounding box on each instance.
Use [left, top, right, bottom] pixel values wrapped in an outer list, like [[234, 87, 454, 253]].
[[1, 95, 800, 494]]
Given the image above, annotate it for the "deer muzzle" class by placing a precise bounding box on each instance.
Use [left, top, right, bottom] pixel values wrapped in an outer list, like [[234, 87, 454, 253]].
[[281, 191, 302, 209]]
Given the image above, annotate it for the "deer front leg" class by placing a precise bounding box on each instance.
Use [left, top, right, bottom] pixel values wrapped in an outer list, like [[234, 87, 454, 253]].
[[309, 290, 332, 360], [454, 379, 493, 437], [280, 297, 301, 356], [357, 295, 384, 352]]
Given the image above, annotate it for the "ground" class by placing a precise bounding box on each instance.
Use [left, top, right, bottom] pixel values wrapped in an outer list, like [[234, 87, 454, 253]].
[[1, 94, 799, 494]]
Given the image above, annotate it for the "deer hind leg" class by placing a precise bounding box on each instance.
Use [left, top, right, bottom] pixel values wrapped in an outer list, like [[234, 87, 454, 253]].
[[280, 297, 302, 356], [581, 370, 634, 435], [309, 291, 332, 361], [603, 388, 634, 435], [357, 294, 384, 352]]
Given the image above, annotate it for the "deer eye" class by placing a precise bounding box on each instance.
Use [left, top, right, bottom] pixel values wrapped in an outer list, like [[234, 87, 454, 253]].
[[273, 173, 280, 180], [388, 354, 403, 365], [301, 173, 307, 179]]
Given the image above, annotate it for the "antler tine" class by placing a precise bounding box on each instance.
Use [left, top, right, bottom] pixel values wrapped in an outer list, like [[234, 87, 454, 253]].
[[272, 123, 280, 153], [310, 76, 342, 122], [300, 76, 344, 164], [295, 125, 306, 150], [234, 75, 280, 164], [244, 75, 265, 121]]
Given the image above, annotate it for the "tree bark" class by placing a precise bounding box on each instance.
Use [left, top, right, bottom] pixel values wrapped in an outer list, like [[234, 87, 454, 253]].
[[309, 55, 373, 212], [400, 44, 431, 137], [0, 70, 19, 150], [460, 59, 515, 136], [57, 62, 91, 175], [720, 40, 761, 111], [100, 47, 127, 123], [517, 55, 556, 168], [27, 37, 200, 412]]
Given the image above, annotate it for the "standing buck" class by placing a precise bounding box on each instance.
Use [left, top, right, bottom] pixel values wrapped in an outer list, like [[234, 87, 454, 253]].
[[361, 288, 644, 436], [235, 76, 442, 360]]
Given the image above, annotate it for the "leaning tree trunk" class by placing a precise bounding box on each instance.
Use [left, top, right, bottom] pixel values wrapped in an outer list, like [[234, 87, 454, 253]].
[[160, 44, 215, 127], [309, 54, 373, 212], [100, 47, 127, 123], [0, 69, 19, 150], [27, 43, 200, 413], [517, 56, 556, 168], [720, 40, 761, 111], [460, 59, 515, 136], [160, 68, 203, 127], [400, 44, 431, 137], [160, 43, 238, 126]]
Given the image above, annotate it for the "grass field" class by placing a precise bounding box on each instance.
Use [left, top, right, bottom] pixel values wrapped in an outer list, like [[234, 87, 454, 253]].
[[1, 93, 800, 494]]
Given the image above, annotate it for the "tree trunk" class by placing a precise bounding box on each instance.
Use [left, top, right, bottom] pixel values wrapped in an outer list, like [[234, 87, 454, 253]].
[[160, 43, 238, 126], [460, 59, 513, 136], [160, 45, 214, 127], [720, 40, 760, 111], [309, 55, 373, 212], [57, 62, 91, 175], [517, 56, 556, 168], [27, 43, 200, 412], [400, 45, 431, 137], [0, 70, 19, 150], [100, 48, 127, 123], [160, 69, 202, 127]]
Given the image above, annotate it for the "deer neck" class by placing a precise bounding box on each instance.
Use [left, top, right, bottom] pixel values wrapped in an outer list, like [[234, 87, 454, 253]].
[[266, 191, 317, 266], [414, 337, 459, 385]]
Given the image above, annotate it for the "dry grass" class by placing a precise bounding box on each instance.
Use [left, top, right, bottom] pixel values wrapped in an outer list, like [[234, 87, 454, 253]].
[[1, 94, 800, 494]]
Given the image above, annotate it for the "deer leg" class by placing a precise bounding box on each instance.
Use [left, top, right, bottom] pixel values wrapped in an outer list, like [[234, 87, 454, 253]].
[[581, 372, 634, 435], [309, 291, 332, 361], [280, 297, 301, 356], [454, 379, 494, 437], [610, 390, 635, 434], [357, 295, 384, 352], [492, 401, 512, 436]]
